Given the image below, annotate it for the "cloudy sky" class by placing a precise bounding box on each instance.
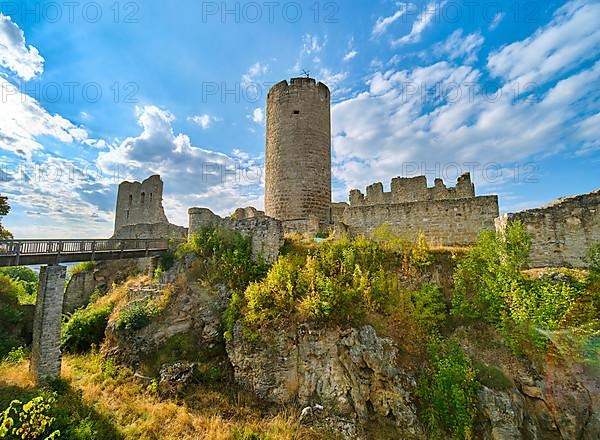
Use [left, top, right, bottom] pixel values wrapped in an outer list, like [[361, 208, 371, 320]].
[[0, 0, 598, 238]]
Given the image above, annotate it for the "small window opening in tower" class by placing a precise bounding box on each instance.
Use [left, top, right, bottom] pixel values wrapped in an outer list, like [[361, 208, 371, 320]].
[[293, 110, 300, 114], [126, 210, 130, 220], [141, 192, 145, 204], [128, 194, 132, 205], [150, 193, 153, 202]]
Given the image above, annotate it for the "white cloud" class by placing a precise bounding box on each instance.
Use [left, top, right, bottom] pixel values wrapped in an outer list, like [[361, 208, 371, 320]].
[[242, 62, 269, 86], [293, 34, 327, 73], [392, 1, 446, 46], [344, 50, 358, 62], [0, 77, 89, 159], [0, 14, 44, 80], [488, 0, 600, 85], [372, 5, 408, 37], [97, 106, 262, 224], [433, 30, 484, 64], [251, 108, 264, 124], [489, 12, 505, 30], [331, 53, 600, 195], [188, 113, 220, 129]]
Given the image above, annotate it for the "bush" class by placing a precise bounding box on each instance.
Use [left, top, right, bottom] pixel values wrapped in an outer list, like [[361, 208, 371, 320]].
[[587, 243, 600, 280], [3, 347, 26, 364], [115, 301, 151, 332], [62, 304, 113, 353], [452, 223, 598, 355], [0, 395, 61, 439], [452, 222, 530, 324], [417, 339, 478, 439], [69, 261, 96, 277], [0, 275, 26, 358], [229, 235, 410, 329], [115, 286, 172, 333], [178, 227, 269, 291], [0, 267, 38, 304], [411, 283, 447, 332]]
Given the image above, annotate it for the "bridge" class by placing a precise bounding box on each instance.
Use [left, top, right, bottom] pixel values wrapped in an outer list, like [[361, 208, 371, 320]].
[[0, 238, 169, 267], [0, 238, 172, 384]]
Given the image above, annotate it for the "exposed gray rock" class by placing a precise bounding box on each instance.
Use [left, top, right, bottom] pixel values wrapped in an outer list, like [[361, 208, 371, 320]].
[[226, 323, 422, 438], [159, 362, 197, 396]]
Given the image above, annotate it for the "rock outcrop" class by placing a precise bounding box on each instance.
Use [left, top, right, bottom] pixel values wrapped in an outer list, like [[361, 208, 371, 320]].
[[226, 323, 422, 438]]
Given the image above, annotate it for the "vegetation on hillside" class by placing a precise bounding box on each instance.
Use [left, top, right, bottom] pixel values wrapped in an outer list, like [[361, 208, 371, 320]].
[[176, 226, 270, 292], [0, 353, 329, 439], [1, 221, 598, 439], [0, 195, 12, 239]]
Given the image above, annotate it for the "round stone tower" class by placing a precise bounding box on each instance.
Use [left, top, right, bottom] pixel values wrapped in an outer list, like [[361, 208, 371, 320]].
[[265, 77, 331, 222]]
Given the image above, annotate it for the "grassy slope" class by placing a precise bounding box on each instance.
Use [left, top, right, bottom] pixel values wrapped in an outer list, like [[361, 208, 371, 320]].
[[0, 354, 329, 440]]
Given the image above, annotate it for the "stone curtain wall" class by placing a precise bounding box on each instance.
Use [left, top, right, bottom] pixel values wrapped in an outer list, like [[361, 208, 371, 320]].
[[265, 78, 332, 222], [342, 196, 499, 246], [30, 265, 66, 383], [496, 190, 600, 268], [188, 208, 284, 263], [349, 173, 475, 207], [336, 173, 498, 246]]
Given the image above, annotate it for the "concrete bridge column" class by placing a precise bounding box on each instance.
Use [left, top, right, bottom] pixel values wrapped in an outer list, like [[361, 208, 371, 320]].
[[30, 264, 66, 384]]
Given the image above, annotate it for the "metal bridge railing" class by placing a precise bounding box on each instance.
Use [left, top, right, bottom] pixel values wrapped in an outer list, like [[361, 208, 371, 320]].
[[0, 239, 169, 259]]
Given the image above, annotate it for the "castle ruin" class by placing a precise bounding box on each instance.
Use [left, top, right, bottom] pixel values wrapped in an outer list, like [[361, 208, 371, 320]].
[[113, 175, 186, 240], [334, 173, 499, 246], [265, 78, 331, 222], [109, 77, 599, 268]]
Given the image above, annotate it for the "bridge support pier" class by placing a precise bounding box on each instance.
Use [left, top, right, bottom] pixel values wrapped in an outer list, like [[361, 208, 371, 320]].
[[30, 265, 66, 384]]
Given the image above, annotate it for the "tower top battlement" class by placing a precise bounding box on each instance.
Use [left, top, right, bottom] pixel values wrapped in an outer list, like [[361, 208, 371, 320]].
[[267, 78, 330, 99]]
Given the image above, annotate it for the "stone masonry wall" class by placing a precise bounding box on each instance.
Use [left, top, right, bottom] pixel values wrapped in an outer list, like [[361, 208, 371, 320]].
[[496, 190, 600, 268], [30, 265, 66, 383], [188, 207, 284, 263], [339, 173, 498, 246], [265, 78, 332, 222], [63, 259, 151, 315], [342, 196, 499, 246], [113, 175, 187, 240], [349, 173, 475, 207], [114, 175, 169, 232]]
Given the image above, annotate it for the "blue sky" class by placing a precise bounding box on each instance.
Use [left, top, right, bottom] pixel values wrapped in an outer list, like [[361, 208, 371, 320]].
[[0, 0, 598, 238]]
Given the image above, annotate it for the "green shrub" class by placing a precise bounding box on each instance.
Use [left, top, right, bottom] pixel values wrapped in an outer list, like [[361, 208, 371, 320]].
[[0, 395, 61, 439], [69, 261, 96, 277], [451, 223, 597, 356], [411, 232, 433, 268], [587, 243, 600, 280], [230, 235, 410, 329], [452, 222, 530, 324], [178, 227, 269, 291], [3, 347, 26, 364], [0, 275, 26, 358], [412, 283, 447, 332], [115, 301, 151, 332], [0, 267, 38, 304], [417, 339, 478, 439], [61, 304, 113, 353]]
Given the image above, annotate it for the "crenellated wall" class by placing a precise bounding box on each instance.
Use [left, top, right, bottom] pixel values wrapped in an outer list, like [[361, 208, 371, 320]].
[[338, 173, 497, 246], [496, 190, 600, 268], [342, 196, 499, 246], [349, 173, 475, 207]]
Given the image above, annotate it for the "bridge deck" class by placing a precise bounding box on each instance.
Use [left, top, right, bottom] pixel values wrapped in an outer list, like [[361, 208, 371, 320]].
[[0, 239, 169, 267]]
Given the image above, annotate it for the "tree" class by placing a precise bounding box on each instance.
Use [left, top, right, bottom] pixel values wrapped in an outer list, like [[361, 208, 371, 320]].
[[0, 195, 12, 239]]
